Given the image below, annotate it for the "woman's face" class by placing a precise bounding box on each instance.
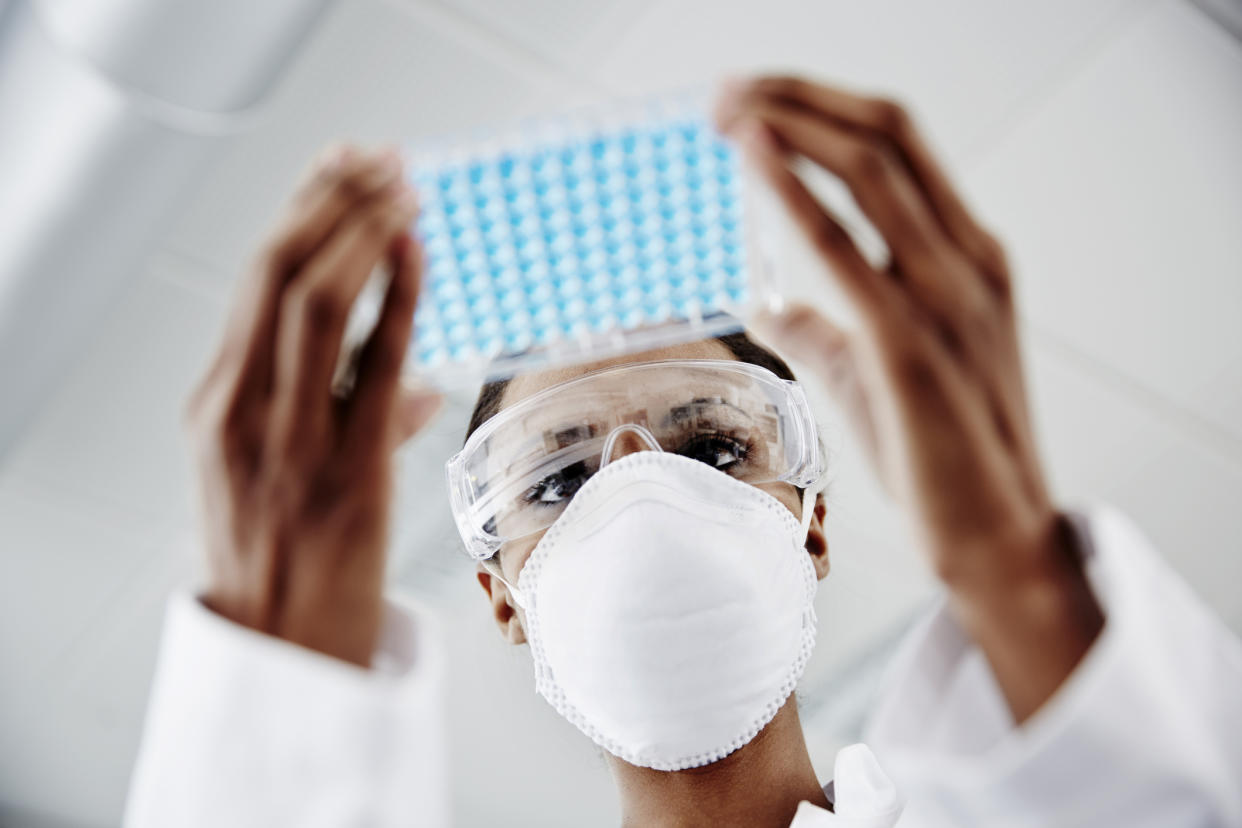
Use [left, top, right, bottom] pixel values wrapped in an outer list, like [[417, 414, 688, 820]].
[[476, 336, 830, 645]]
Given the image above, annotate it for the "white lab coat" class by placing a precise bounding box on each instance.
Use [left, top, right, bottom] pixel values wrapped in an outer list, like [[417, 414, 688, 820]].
[[124, 507, 1242, 826]]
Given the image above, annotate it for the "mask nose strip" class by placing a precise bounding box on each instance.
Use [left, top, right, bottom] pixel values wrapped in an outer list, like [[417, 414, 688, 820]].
[[599, 423, 662, 468]]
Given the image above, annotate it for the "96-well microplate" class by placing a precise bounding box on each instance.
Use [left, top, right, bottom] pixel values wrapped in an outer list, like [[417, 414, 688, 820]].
[[408, 108, 755, 381]]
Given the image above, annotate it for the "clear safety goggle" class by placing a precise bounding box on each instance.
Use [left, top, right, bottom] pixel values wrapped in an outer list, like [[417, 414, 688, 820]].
[[447, 359, 827, 561]]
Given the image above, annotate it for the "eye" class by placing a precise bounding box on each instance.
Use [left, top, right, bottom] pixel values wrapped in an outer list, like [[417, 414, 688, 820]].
[[521, 460, 591, 506], [677, 433, 750, 473]]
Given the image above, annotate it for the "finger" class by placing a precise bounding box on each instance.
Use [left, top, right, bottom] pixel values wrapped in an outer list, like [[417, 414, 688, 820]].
[[343, 232, 425, 450], [270, 146, 406, 272], [270, 186, 420, 447], [739, 121, 892, 315], [754, 303, 851, 390], [751, 304, 889, 488], [734, 102, 990, 335], [731, 99, 971, 295], [289, 143, 358, 202], [727, 77, 1008, 287], [389, 385, 445, 449], [208, 148, 408, 403]]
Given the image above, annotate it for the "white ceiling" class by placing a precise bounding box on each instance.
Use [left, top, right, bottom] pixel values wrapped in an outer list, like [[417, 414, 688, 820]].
[[2, 0, 1241, 825]]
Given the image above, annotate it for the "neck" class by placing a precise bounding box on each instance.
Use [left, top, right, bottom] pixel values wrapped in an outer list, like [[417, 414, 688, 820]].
[[610, 698, 829, 828]]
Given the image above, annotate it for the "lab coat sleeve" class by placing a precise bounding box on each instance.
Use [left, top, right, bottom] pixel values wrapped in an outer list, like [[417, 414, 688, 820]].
[[864, 506, 1242, 828], [123, 591, 449, 828]]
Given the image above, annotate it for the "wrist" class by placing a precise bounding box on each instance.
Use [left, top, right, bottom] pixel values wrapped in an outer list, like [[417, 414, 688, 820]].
[[280, 591, 383, 668], [931, 511, 1083, 599], [202, 584, 383, 669], [942, 513, 1105, 720]]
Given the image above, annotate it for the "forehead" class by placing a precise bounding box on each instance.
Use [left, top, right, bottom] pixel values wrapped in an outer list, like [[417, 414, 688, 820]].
[[501, 338, 738, 410]]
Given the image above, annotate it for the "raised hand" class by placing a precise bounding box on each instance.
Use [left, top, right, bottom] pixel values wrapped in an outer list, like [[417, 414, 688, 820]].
[[717, 77, 1103, 721], [184, 146, 441, 667]]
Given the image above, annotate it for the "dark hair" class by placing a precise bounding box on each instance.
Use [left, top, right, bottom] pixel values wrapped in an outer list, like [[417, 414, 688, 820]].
[[465, 331, 797, 443]]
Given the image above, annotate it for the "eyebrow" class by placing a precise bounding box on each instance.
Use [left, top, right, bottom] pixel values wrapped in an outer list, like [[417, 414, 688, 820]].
[[660, 398, 746, 427]]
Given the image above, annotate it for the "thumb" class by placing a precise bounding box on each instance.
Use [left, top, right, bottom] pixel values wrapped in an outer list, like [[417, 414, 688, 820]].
[[389, 384, 444, 449], [750, 302, 852, 392], [751, 304, 890, 491]]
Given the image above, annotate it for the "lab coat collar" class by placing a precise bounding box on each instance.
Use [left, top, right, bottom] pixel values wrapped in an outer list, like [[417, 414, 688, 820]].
[[790, 744, 904, 826]]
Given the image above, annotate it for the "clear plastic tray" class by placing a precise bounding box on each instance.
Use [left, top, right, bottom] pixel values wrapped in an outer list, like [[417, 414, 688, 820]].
[[403, 93, 778, 388]]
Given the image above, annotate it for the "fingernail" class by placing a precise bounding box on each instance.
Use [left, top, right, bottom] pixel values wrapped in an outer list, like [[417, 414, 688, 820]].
[[739, 119, 777, 155], [379, 146, 402, 172], [323, 144, 355, 172], [390, 232, 414, 258], [394, 186, 418, 212], [714, 83, 743, 129], [714, 75, 755, 129], [748, 307, 783, 343], [718, 75, 747, 105]]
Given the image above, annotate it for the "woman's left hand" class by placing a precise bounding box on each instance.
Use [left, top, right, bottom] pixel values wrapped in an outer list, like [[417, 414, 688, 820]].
[[184, 146, 441, 668], [716, 76, 1103, 722]]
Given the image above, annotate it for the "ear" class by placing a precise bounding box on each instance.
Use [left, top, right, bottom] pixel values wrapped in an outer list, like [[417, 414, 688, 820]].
[[804, 492, 830, 580], [476, 564, 527, 645]]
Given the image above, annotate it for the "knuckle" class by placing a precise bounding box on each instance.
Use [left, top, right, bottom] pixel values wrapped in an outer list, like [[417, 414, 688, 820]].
[[316, 171, 369, 214], [316, 143, 361, 178], [808, 231, 873, 297], [972, 231, 1012, 299], [891, 343, 940, 393], [897, 216, 937, 260], [324, 181, 365, 212], [846, 145, 889, 184], [370, 341, 405, 378], [933, 316, 966, 358], [185, 386, 223, 437], [981, 234, 1010, 275], [334, 157, 383, 198], [316, 142, 351, 170], [181, 396, 204, 437], [290, 281, 347, 328], [870, 97, 911, 137], [808, 216, 849, 256], [360, 205, 399, 240], [255, 239, 292, 278], [183, 374, 212, 424], [213, 397, 251, 450], [784, 305, 822, 334], [757, 75, 806, 100], [959, 290, 997, 338], [305, 469, 352, 513], [188, 394, 250, 467]]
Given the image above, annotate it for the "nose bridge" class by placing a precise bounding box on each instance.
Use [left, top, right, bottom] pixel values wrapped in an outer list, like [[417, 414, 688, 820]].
[[600, 423, 661, 467]]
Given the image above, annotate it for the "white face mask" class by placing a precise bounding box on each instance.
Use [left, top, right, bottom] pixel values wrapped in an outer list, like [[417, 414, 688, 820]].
[[500, 431, 821, 772]]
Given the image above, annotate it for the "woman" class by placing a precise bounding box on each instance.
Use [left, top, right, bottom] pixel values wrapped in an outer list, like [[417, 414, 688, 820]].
[[125, 77, 1242, 826]]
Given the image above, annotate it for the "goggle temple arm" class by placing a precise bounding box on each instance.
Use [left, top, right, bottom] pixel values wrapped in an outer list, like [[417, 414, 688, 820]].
[[481, 556, 528, 610], [798, 465, 831, 547]]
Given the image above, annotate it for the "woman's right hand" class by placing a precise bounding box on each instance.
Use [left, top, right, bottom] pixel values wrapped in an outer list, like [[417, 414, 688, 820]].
[[183, 145, 442, 668], [716, 77, 1103, 722]]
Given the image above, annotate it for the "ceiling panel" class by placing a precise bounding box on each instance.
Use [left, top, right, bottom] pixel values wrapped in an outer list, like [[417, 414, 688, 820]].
[[415, 0, 645, 76], [162, 0, 588, 280], [583, 0, 1145, 166], [0, 538, 194, 827], [1029, 339, 1242, 631], [966, 0, 1242, 449], [0, 476, 182, 694], [1192, 0, 1242, 40], [2, 263, 226, 530]]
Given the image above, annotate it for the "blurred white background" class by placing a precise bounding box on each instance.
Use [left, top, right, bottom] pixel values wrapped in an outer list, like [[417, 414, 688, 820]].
[[1, 0, 1241, 825]]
